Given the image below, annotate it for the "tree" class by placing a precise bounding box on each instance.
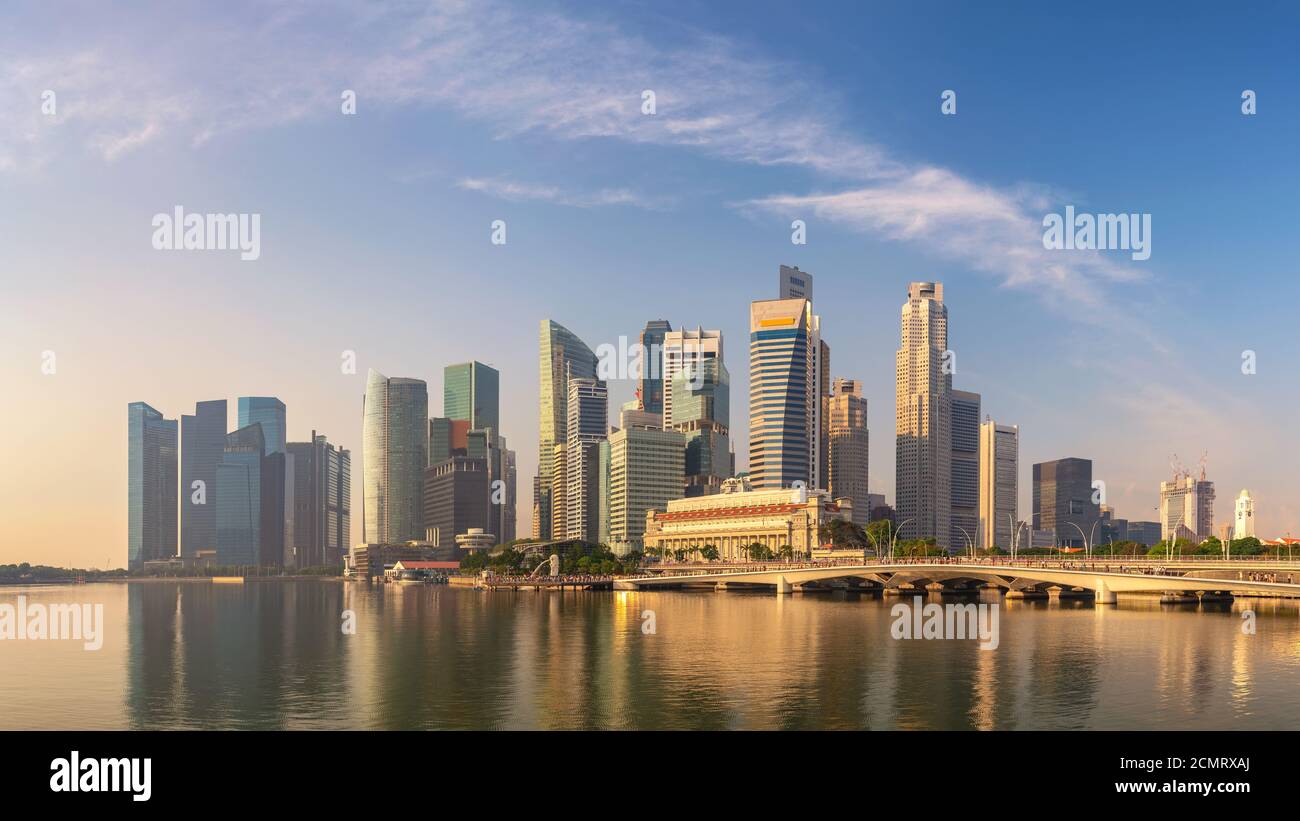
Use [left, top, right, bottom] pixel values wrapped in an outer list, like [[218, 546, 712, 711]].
[[700, 545, 719, 562], [865, 520, 894, 556], [745, 542, 773, 562], [778, 545, 794, 562]]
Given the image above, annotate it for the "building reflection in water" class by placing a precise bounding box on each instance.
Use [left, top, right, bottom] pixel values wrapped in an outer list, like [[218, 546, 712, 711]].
[[108, 582, 1300, 730]]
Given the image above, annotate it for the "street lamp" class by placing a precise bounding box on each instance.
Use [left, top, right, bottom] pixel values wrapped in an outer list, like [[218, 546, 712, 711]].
[[955, 524, 975, 559], [1007, 513, 1026, 561], [890, 519, 914, 561]]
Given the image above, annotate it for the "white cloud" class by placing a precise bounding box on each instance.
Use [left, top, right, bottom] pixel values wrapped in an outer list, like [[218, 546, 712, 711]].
[[742, 167, 1144, 310], [457, 176, 669, 209]]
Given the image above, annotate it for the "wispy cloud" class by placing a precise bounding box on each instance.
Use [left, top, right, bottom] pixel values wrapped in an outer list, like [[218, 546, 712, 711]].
[[0, 0, 1137, 309], [741, 167, 1144, 311], [457, 176, 670, 209]]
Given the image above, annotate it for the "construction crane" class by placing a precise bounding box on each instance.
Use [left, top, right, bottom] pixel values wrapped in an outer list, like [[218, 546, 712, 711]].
[[1169, 453, 1188, 481]]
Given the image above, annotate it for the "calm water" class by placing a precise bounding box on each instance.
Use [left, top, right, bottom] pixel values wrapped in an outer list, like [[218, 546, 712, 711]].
[[3, 580, 1300, 730]]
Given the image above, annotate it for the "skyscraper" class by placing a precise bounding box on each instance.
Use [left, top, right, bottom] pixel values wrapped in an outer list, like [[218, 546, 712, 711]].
[[127, 402, 178, 570], [636, 320, 672, 415], [428, 417, 470, 464], [949, 389, 981, 551], [978, 420, 1018, 549], [1033, 458, 1099, 549], [423, 455, 491, 547], [670, 352, 733, 497], [537, 320, 598, 539], [216, 423, 265, 566], [749, 296, 818, 489], [896, 281, 951, 547], [444, 361, 500, 433], [237, 397, 286, 454], [662, 327, 723, 427], [778, 264, 813, 300], [179, 399, 226, 559], [608, 415, 685, 556], [827, 378, 869, 525], [1234, 489, 1255, 540], [362, 369, 429, 544], [1160, 471, 1215, 543], [238, 396, 291, 566], [563, 376, 608, 542], [1099, 505, 1127, 546], [501, 442, 518, 543], [287, 432, 351, 568]]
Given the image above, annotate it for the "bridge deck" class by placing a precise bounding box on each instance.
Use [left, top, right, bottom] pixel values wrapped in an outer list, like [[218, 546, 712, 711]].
[[616, 560, 1300, 599]]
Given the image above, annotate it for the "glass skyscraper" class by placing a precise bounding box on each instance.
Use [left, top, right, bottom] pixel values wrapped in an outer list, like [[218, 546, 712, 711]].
[[287, 432, 351, 567], [636, 319, 672, 415], [216, 423, 264, 566], [180, 399, 227, 558], [950, 389, 981, 550], [537, 320, 597, 539], [127, 402, 178, 570], [444, 361, 500, 433], [363, 369, 429, 544], [238, 396, 290, 566], [669, 354, 733, 497], [238, 396, 286, 454]]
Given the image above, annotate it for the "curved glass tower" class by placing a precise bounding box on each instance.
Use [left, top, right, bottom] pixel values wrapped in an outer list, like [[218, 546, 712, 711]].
[[537, 320, 597, 539], [363, 369, 429, 544]]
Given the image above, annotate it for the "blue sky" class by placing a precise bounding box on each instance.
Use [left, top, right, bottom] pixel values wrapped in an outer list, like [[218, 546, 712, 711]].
[[2, 0, 1298, 565]]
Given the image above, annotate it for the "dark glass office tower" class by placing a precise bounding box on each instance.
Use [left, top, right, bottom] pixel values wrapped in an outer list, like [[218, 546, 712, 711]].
[[1033, 457, 1100, 549], [180, 399, 227, 558], [637, 320, 672, 415], [127, 402, 178, 570], [422, 456, 491, 548], [287, 431, 352, 568], [949, 389, 981, 551], [217, 423, 265, 566], [238, 396, 290, 565]]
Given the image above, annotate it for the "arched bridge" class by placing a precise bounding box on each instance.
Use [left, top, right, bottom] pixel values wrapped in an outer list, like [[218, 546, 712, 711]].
[[614, 559, 1300, 602]]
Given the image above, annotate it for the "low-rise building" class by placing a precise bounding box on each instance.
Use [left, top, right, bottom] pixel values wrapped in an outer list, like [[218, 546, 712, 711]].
[[642, 477, 850, 562]]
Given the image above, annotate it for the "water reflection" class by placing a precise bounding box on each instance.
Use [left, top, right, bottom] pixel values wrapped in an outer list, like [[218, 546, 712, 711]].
[[2, 581, 1299, 729]]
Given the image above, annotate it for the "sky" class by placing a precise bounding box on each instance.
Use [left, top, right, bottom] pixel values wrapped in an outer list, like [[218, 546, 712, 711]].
[[2, 0, 1298, 568]]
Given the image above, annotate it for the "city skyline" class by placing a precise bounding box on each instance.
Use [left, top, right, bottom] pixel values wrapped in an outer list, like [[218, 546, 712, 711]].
[[6, 1, 1300, 567]]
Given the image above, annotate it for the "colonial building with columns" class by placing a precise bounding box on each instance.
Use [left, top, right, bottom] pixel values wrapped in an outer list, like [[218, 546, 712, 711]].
[[643, 477, 851, 561]]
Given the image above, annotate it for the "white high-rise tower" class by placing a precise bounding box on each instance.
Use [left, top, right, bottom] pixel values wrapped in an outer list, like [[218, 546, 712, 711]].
[[895, 281, 951, 547]]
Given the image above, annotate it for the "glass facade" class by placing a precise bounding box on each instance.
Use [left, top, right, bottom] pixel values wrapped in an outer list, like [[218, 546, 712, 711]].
[[363, 370, 428, 544], [537, 320, 597, 539], [237, 397, 286, 455], [127, 402, 178, 570], [670, 356, 732, 497], [216, 423, 265, 566], [180, 399, 227, 558], [636, 320, 672, 416], [444, 361, 500, 433], [950, 389, 981, 549]]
